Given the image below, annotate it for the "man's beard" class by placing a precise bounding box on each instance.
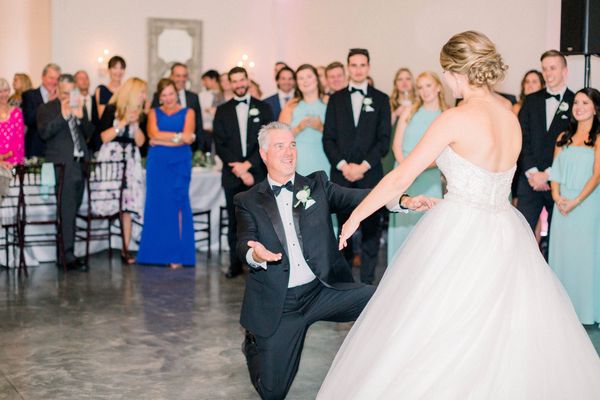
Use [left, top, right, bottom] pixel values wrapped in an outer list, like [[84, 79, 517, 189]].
[[234, 86, 248, 97]]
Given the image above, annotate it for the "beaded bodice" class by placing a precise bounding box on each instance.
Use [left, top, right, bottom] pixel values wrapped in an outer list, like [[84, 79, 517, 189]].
[[436, 147, 516, 211]]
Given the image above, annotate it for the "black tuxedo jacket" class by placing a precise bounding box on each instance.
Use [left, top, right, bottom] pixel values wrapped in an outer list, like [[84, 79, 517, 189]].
[[22, 87, 47, 157], [151, 90, 204, 151], [234, 171, 368, 336], [37, 99, 94, 165], [263, 94, 282, 120], [323, 85, 391, 188], [517, 88, 575, 194], [213, 98, 274, 189]]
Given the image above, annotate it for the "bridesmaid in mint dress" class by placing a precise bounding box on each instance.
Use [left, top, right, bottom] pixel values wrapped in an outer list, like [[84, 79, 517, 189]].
[[279, 64, 330, 176], [387, 72, 446, 264], [549, 88, 600, 325]]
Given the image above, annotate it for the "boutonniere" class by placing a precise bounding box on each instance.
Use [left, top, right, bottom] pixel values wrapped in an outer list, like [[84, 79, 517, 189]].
[[362, 97, 374, 112], [249, 108, 260, 117], [558, 102, 569, 113], [294, 186, 316, 209]]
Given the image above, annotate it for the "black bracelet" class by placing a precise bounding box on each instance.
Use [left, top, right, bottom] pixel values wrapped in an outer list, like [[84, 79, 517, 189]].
[[399, 193, 410, 210]]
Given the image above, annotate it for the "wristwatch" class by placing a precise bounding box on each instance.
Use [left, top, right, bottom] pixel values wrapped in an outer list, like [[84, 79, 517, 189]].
[[172, 133, 182, 144]]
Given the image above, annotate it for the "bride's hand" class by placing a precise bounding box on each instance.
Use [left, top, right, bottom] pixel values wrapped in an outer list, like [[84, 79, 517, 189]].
[[406, 195, 438, 212], [339, 215, 360, 250]]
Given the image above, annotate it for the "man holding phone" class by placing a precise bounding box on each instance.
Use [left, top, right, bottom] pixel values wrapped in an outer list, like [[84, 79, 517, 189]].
[[37, 74, 95, 270]]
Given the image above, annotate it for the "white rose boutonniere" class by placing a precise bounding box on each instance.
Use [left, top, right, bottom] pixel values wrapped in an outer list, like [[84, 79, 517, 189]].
[[249, 108, 260, 117], [363, 97, 374, 112], [294, 186, 316, 209], [558, 102, 569, 113]]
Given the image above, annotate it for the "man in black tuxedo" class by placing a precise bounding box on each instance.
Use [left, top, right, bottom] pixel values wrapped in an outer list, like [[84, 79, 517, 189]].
[[74, 70, 100, 152], [263, 66, 296, 120], [213, 66, 275, 278], [517, 50, 574, 241], [323, 48, 391, 284], [37, 74, 95, 269], [22, 63, 62, 158], [151, 62, 205, 152], [235, 122, 423, 400]]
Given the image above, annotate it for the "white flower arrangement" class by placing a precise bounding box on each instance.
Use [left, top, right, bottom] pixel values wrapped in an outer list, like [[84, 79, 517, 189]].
[[294, 186, 316, 209]]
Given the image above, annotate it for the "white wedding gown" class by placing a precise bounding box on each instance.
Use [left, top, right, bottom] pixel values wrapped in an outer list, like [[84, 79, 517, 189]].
[[317, 146, 600, 399]]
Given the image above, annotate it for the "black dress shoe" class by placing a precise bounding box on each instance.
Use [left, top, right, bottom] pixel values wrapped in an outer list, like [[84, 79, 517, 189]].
[[225, 268, 243, 279], [65, 258, 87, 271]]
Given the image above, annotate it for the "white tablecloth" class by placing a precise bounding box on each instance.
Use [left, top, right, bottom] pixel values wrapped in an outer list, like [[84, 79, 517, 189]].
[[1, 167, 226, 267]]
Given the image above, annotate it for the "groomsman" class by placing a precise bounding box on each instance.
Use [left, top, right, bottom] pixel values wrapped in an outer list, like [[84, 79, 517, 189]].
[[517, 50, 574, 246], [263, 66, 296, 120], [151, 62, 205, 152], [22, 63, 62, 157], [213, 67, 274, 278], [323, 48, 391, 284]]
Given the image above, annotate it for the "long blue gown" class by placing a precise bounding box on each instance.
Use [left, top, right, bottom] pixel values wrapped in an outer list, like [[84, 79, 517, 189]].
[[136, 108, 196, 266]]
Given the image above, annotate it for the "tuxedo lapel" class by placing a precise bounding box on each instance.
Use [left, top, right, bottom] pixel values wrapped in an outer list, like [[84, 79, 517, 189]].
[[342, 89, 356, 134], [292, 174, 311, 255], [548, 89, 573, 134], [226, 102, 243, 155], [356, 86, 374, 130], [258, 181, 289, 257]]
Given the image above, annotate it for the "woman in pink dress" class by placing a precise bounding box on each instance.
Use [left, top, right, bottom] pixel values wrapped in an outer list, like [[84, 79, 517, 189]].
[[0, 78, 25, 164]]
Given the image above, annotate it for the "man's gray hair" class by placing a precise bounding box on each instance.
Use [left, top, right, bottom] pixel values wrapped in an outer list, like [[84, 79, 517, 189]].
[[58, 74, 75, 84], [42, 63, 62, 76], [257, 121, 292, 149], [0, 78, 9, 92]]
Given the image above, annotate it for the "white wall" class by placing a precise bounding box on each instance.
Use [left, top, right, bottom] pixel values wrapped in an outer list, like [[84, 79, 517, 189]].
[[5, 0, 599, 96], [0, 0, 52, 87]]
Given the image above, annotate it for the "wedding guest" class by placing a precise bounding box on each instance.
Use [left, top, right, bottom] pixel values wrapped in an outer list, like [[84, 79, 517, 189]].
[[383, 67, 416, 174], [9, 73, 32, 107], [74, 70, 100, 151], [249, 80, 263, 99], [317, 65, 329, 95], [323, 48, 391, 284], [213, 66, 274, 278], [273, 61, 289, 78], [549, 87, 600, 325], [137, 78, 196, 269], [95, 55, 126, 119], [37, 74, 94, 269], [517, 50, 574, 256], [513, 70, 545, 116], [151, 62, 204, 152], [264, 66, 296, 119], [22, 63, 61, 157], [279, 64, 329, 176], [219, 73, 234, 101], [0, 78, 25, 164], [387, 71, 446, 263], [325, 61, 347, 95], [97, 77, 147, 265]]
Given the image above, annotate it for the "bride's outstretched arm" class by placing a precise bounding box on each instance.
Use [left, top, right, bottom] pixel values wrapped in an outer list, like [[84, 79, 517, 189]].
[[339, 109, 458, 249]]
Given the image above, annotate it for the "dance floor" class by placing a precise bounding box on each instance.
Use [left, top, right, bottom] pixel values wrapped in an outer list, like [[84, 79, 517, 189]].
[[1, 251, 599, 399]]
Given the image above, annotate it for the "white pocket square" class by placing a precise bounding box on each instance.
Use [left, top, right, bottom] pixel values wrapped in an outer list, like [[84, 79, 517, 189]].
[[364, 106, 375, 112], [561, 115, 568, 119], [305, 199, 316, 209], [253, 117, 260, 123]]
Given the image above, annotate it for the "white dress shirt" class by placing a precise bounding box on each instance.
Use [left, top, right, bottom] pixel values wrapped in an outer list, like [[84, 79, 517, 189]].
[[278, 90, 294, 110], [178, 89, 187, 108], [246, 176, 317, 288], [336, 81, 371, 172], [234, 94, 251, 157], [82, 94, 93, 121], [40, 85, 50, 104]]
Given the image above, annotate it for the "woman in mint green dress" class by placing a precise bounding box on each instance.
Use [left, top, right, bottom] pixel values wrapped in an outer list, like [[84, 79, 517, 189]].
[[549, 88, 600, 325], [387, 71, 447, 264], [279, 64, 330, 177]]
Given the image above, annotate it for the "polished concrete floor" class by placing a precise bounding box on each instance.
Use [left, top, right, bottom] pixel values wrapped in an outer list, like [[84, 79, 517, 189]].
[[1, 251, 599, 400]]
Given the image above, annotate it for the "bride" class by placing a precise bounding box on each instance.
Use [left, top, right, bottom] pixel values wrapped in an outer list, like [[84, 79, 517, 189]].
[[317, 31, 600, 399]]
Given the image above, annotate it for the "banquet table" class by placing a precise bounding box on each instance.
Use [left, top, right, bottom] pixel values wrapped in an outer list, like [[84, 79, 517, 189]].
[[1, 166, 226, 267]]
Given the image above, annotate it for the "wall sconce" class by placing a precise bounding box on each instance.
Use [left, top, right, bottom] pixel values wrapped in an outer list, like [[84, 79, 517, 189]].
[[236, 53, 256, 69], [97, 49, 110, 76]]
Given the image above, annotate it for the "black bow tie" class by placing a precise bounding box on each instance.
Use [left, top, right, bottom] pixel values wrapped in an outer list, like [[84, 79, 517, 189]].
[[349, 87, 366, 96], [544, 91, 561, 101], [271, 181, 293, 196], [234, 98, 249, 106]]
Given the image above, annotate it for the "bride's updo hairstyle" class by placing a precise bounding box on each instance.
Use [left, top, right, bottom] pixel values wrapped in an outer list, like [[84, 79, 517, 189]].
[[440, 31, 508, 88]]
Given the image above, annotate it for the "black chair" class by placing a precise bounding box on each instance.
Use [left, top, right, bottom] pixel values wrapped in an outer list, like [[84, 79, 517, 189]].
[[218, 206, 228, 254], [19, 163, 66, 274], [76, 160, 126, 266], [0, 168, 22, 269], [192, 209, 211, 258]]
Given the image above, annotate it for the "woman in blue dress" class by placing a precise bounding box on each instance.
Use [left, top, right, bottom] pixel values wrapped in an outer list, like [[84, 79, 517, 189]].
[[137, 78, 197, 268], [387, 71, 447, 263], [279, 64, 330, 177], [549, 87, 600, 324]]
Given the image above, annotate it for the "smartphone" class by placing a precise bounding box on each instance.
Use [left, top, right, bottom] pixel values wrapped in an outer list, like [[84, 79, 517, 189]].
[[69, 88, 81, 108]]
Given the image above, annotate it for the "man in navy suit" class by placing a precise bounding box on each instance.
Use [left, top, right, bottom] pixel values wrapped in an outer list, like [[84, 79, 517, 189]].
[[263, 66, 296, 120], [323, 48, 391, 284], [21, 63, 62, 157], [517, 50, 574, 251], [213, 67, 275, 278]]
